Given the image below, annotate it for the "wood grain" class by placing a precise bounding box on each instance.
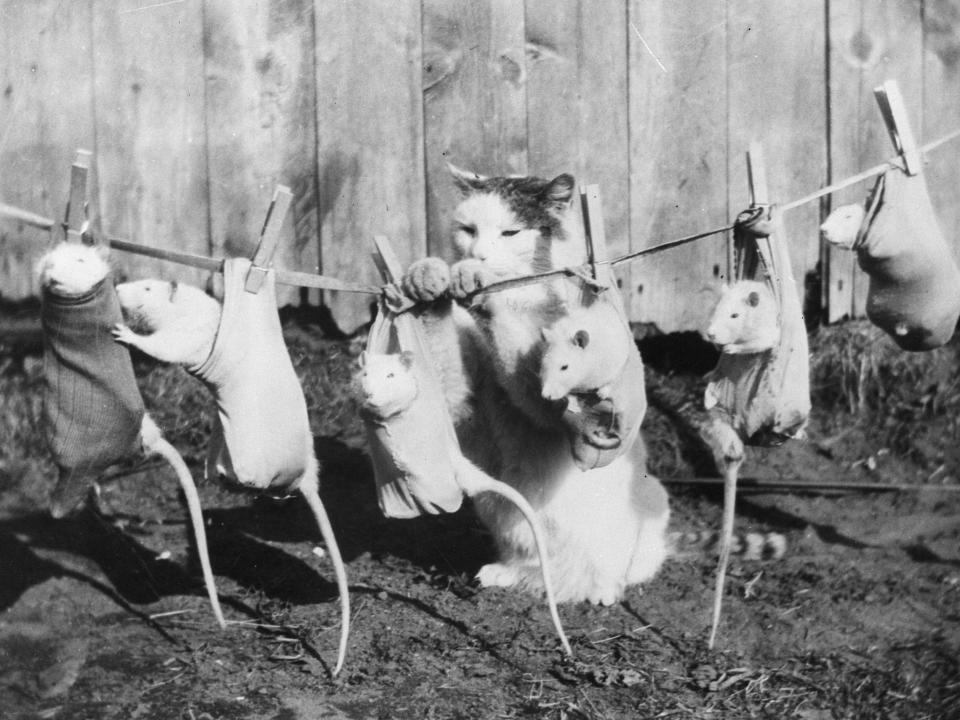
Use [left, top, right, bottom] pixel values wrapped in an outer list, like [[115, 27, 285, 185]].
[[628, 0, 728, 333], [314, 0, 425, 333], [827, 0, 922, 321], [422, 0, 527, 259], [526, 0, 631, 306], [91, 0, 209, 288], [204, 0, 320, 306], [0, 0, 95, 298], [726, 0, 827, 323], [922, 0, 960, 260]]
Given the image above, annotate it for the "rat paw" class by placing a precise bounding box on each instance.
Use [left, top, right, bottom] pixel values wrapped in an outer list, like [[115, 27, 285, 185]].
[[587, 587, 622, 606], [401, 257, 450, 302], [476, 562, 520, 589], [111, 323, 137, 346], [450, 259, 498, 298]]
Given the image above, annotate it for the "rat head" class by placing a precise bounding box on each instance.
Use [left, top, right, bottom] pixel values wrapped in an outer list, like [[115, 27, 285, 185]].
[[447, 163, 583, 275], [539, 324, 591, 401], [820, 203, 866, 250], [116, 279, 184, 330], [357, 350, 419, 419], [36, 242, 110, 298], [704, 280, 778, 350]]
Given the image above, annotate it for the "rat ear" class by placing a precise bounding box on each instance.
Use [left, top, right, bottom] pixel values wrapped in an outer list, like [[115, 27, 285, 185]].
[[168, 280, 179, 303], [358, 351, 367, 369], [448, 162, 487, 194], [399, 351, 415, 369], [746, 290, 760, 307], [573, 329, 590, 348], [542, 174, 575, 206]]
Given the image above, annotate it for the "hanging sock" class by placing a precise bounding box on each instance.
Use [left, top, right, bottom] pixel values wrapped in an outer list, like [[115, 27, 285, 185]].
[[42, 276, 146, 517], [854, 168, 960, 351], [704, 206, 810, 443]]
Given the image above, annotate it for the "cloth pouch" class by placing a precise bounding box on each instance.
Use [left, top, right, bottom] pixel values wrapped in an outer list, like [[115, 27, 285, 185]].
[[704, 206, 810, 442], [189, 257, 312, 492], [855, 168, 960, 351], [42, 275, 145, 517]]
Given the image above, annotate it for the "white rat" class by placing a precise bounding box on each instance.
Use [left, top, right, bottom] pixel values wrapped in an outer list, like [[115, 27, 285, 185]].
[[115, 270, 350, 675], [357, 350, 573, 656], [820, 203, 866, 250], [37, 241, 225, 628], [36, 240, 112, 297], [114, 279, 222, 367], [704, 280, 780, 354], [539, 302, 631, 402]]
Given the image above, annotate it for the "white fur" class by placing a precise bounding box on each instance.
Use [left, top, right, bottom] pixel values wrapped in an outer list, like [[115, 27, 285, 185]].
[[820, 203, 865, 250], [406, 166, 671, 605], [36, 242, 110, 297], [705, 281, 780, 354], [539, 302, 631, 401], [114, 279, 221, 367], [358, 352, 418, 419]]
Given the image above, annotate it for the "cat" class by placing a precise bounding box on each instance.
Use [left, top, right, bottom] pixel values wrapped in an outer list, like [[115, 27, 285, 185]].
[[401, 164, 670, 605]]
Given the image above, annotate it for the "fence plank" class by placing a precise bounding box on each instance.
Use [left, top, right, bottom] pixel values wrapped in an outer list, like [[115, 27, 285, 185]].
[[525, 0, 630, 306], [422, 0, 527, 260], [628, 0, 728, 333], [204, 0, 320, 307], [922, 0, 960, 256], [91, 0, 209, 288], [314, 0, 425, 333], [0, 0, 94, 299], [827, 0, 922, 322], [726, 0, 826, 321]]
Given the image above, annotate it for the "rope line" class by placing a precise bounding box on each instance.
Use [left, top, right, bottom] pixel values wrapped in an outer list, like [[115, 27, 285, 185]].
[[2, 127, 959, 298]]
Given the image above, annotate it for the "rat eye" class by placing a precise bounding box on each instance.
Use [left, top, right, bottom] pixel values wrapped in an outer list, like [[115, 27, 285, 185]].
[[730, 313, 739, 319], [459, 224, 477, 236], [501, 229, 520, 237], [387, 372, 394, 379], [560, 364, 569, 371]]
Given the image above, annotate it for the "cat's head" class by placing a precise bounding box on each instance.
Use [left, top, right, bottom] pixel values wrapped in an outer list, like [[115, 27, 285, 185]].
[[448, 164, 584, 275]]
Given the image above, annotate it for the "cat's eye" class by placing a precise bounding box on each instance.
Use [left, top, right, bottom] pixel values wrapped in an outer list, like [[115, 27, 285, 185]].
[[458, 224, 477, 236], [730, 313, 739, 319], [501, 229, 521, 237]]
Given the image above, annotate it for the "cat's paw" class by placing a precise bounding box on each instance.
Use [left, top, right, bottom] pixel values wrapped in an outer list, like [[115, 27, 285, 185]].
[[450, 259, 497, 298], [587, 586, 623, 606], [401, 257, 450, 302], [476, 562, 520, 588]]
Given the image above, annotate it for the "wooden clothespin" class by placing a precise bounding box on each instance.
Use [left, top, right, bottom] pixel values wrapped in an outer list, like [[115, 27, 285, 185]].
[[63, 149, 92, 244], [577, 185, 612, 293], [874, 79, 921, 176], [244, 185, 294, 293], [746, 141, 770, 207]]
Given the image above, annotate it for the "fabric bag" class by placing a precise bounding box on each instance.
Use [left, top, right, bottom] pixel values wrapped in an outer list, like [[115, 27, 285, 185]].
[[855, 167, 960, 351], [704, 206, 810, 442]]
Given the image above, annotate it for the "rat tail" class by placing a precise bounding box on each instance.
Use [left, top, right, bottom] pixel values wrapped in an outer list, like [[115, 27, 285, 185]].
[[141, 415, 225, 629], [455, 457, 572, 657], [299, 469, 350, 677]]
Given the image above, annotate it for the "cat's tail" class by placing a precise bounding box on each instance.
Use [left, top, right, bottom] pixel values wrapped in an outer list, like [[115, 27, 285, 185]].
[[454, 457, 573, 657], [667, 528, 787, 561]]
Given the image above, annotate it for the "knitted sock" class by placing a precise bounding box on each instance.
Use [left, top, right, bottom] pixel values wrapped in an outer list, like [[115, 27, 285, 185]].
[[42, 277, 145, 517]]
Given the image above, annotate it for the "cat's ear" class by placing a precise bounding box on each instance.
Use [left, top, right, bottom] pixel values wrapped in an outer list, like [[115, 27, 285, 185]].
[[448, 162, 487, 194], [541, 174, 575, 206], [399, 351, 415, 369]]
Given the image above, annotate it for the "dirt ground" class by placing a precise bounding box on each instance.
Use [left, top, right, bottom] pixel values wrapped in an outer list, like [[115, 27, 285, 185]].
[[1, 312, 959, 720]]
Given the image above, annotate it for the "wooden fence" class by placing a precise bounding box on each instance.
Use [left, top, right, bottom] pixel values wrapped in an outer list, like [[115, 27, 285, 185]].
[[1, 0, 958, 335]]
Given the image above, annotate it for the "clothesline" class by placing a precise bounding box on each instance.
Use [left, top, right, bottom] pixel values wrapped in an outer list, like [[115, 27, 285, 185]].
[[2, 127, 958, 300]]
